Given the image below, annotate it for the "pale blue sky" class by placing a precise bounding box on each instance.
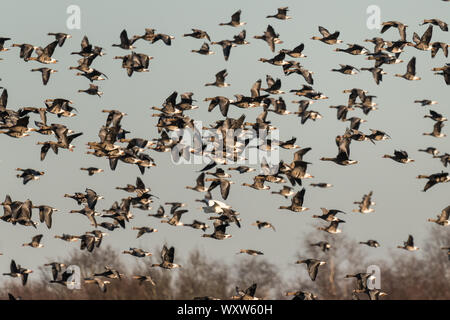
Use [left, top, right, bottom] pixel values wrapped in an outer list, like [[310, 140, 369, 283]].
[[0, 0, 448, 284]]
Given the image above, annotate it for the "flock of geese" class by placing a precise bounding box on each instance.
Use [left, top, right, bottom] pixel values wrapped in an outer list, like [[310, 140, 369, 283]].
[[0, 5, 449, 301]]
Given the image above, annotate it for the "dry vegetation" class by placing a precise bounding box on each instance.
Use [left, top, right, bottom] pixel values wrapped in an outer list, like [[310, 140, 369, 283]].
[[2, 226, 448, 300]]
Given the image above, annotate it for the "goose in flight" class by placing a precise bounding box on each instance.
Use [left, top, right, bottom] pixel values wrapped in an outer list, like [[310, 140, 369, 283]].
[[219, 10, 246, 27], [424, 110, 447, 122], [317, 220, 345, 234], [334, 44, 368, 55], [331, 64, 359, 75], [359, 240, 380, 248], [78, 84, 103, 97], [11, 43, 38, 61], [414, 99, 438, 106], [22, 234, 44, 248], [237, 249, 264, 256], [48, 32, 72, 47], [353, 191, 375, 213], [132, 226, 158, 238], [312, 208, 346, 222], [295, 259, 326, 281], [408, 25, 433, 51], [44, 262, 67, 281], [427, 205, 450, 226], [15, 168, 45, 185], [266, 7, 291, 20], [205, 69, 230, 87], [80, 167, 104, 176], [186, 172, 208, 192], [242, 175, 270, 190], [28, 41, 58, 64], [191, 42, 214, 55], [421, 18, 448, 31], [279, 188, 309, 212], [84, 277, 110, 293], [206, 178, 234, 200], [184, 220, 209, 232], [423, 121, 446, 138], [3, 260, 33, 286], [320, 135, 358, 166], [183, 29, 211, 42], [271, 186, 295, 198], [31, 68, 57, 85], [202, 220, 232, 240], [382, 150, 414, 163], [381, 21, 408, 41], [311, 26, 343, 45], [151, 245, 182, 269], [122, 248, 152, 258], [112, 29, 140, 50], [395, 57, 421, 80], [361, 67, 386, 85], [232, 283, 260, 300], [310, 241, 331, 252], [280, 43, 306, 58], [397, 235, 419, 251], [210, 40, 236, 61], [310, 182, 333, 188], [251, 220, 276, 231], [254, 25, 283, 52]]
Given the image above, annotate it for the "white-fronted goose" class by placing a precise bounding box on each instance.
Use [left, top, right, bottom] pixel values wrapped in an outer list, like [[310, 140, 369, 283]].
[[381, 21, 408, 41], [122, 248, 152, 258], [211, 40, 236, 61], [382, 150, 414, 163], [44, 262, 67, 281], [3, 260, 33, 286], [417, 171, 450, 191], [295, 259, 326, 281], [186, 172, 208, 192], [312, 208, 346, 222], [184, 220, 209, 232], [205, 69, 230, 87], [353, 191, 375, 213], [414, 99, 438, 106], [310, 182, 333, 188], [232, 30, 249, 45], [31, 68, 57, 85], [219, 10, 246, 27], [11, 43, 38, 61], [112, 29, 140, 50], [395, 57, 421, 80], [266, 7, 291, 20], [192, 42, 214, 55], [183, 29, 211, 41], [48, 33, 72, 47], [361, 67, 386, 85], [317, 220, 345, 234], [331, 64, 359, 75], [22, 234, 44, 248], [32, 205, 58, 229], [151, 245, 181, 269], [397, 235, 419, 251], [80, 167, 104, 176], [28, 41, 58, 64], [431, 42, 448, 58], [423, 121, 446, 138], [237, 249, 263, 256], [279, 188, 308, 212], [16, 168, 44, 184], [408, 25, 433, 51], [78, 84, 103, 97], [251, 220, 275, 231], [311, 26, 342, 45], [418, 147, 439, 156], [334, 44, 368, 55], [271, 185, 294, 198], [132, 226, 158, 238], [424, 110, 447, 122], [427, 205, 450, 226], [359, 240, 380, 248], [254, 25, 283, 52], [242, 175, 270, 190]]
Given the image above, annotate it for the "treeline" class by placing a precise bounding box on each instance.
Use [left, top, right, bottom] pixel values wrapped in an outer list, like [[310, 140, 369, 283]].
[[1, 226, 448, 300]]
